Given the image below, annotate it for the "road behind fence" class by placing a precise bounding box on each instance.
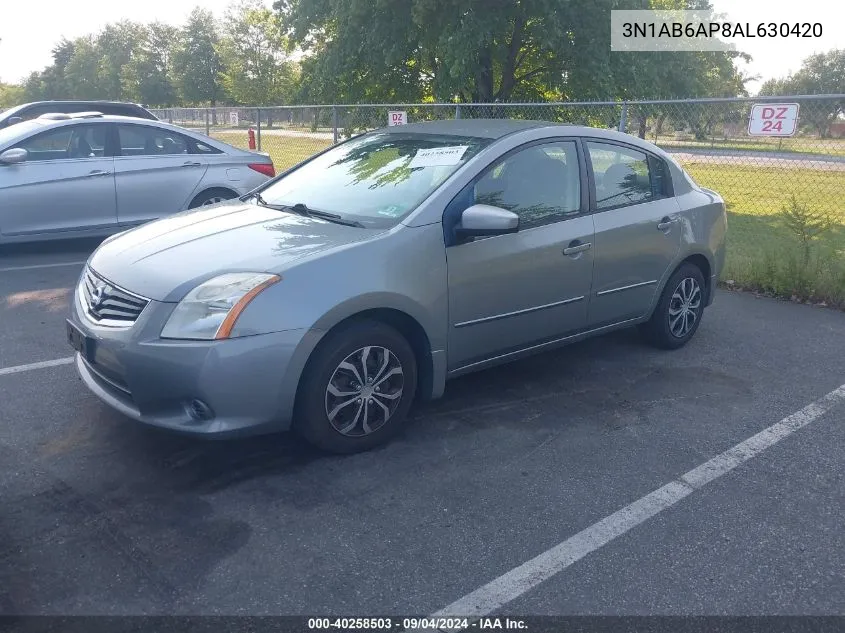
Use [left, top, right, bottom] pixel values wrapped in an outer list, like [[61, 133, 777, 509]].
[[152, 95, 845, 306]]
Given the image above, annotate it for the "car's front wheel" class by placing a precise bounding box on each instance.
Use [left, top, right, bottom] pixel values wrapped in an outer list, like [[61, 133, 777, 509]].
[[293, 320, 417, 453], [641, 263, 706, 349]]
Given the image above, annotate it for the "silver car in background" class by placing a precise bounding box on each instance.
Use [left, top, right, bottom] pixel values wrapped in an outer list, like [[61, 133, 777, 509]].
[[66, 120, 727, 454], [0, 113, 274, 243]]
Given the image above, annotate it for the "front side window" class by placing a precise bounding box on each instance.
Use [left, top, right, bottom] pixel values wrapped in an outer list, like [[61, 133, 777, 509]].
[[18, 124, 107, 161], [117, 125, 189, 156], [586, 141, 667, 210], [258, 132, 491, 228], [471, 141, 582, 228]]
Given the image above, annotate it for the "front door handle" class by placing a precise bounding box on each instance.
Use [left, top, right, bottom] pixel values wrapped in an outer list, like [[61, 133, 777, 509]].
[[86, 170, 111, 177], [182, 161, 202, 167], [563, 241, 592, 256], [657, 216, 679, 231]]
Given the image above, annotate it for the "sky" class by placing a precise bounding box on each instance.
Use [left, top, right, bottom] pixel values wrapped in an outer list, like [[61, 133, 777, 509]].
[[0, 0, 842, 95]]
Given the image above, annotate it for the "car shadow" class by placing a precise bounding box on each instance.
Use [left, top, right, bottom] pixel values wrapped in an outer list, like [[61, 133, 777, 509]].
[[101, 328, 653, 496]]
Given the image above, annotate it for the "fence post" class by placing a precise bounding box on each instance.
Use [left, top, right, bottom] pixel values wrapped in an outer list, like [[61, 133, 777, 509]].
[[332, 106, 339, 144], [618, 101, 628, 133], [205, 109, 210, 137], [455, 104, 461, 120], [256, 108, 262, 151]]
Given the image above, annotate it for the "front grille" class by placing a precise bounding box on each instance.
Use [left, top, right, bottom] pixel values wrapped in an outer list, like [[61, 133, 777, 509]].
[[79, 267, 149, 327]]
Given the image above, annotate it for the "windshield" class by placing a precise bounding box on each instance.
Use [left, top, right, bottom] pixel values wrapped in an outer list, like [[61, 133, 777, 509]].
[[0, 120, 42, 148], [258, 132, 491, 227]]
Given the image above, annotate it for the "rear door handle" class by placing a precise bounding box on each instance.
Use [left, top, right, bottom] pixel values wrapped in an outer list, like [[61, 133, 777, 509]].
[[657, 216, 679, 231], [563, 241, 592, 256], [86, 170, 111, 177], [182, 161, 202, 167]]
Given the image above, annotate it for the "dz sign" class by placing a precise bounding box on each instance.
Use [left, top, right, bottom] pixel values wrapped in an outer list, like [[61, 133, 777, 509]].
[[748, 103, 799, 136], [388, 111, 407, 126]]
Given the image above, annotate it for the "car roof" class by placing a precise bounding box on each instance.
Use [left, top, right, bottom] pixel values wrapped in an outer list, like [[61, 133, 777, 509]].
[[382, 118, 642, 142], [12, 100, 146, 109], [382, 118, 547, 139], [381, 118, 678, 158]]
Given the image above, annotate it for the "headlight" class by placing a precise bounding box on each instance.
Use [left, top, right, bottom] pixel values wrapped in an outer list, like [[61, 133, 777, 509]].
[[160, 273, 280, 340]]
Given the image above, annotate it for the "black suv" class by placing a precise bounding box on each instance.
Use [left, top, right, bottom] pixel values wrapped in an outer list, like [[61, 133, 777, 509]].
[[0, 101, 158, 128]]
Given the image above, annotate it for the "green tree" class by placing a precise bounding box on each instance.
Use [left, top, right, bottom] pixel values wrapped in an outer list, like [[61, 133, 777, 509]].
[[278, 0, 748, 106], [96, 21, 146, 99], [0, 82, 24, 108], [172, 8, 226, 113], [219, 0, 295, 106], [121, 23, 178, 106], [65, 37, 106, 99], [759, 49, 844, 138]]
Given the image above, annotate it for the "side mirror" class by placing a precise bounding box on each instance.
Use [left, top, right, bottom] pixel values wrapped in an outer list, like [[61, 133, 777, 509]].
[[456, 204, 519, 238], [0, 148, 27, 165]]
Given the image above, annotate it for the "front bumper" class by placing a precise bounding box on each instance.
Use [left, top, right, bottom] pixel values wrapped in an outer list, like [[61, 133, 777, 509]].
[[70, 285, 313, 437]]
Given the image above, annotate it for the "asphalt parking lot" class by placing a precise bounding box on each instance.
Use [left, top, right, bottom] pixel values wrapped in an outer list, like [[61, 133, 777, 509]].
[[1, 239, 844, 617]]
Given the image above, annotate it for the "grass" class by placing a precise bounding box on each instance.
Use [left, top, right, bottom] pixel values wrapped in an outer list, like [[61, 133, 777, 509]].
[[213, 131, 845, 308], [653, 135, 845, 157], [683, 162, 845, 307], [212, 131, 332, 171]]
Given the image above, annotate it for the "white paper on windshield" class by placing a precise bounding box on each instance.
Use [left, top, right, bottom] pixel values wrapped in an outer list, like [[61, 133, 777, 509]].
[[408, 145, 469, 168]]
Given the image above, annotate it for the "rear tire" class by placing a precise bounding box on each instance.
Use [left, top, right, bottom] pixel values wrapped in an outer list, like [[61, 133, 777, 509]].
[[293, 320, 417, 454], [641, 263, 706, 350], [188, 188, 237, 208]]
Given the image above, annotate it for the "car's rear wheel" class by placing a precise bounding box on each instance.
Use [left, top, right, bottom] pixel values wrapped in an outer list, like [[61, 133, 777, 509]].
[[189, 188, 237, 208], [293, 320, 417, 453], [641, 263, 706, 349]]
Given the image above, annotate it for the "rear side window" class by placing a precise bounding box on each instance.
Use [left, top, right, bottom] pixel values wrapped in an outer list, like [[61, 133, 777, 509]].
[[192, 139, 223, 154], [117, 125, 189, 156], [586, 141, 669, 210]]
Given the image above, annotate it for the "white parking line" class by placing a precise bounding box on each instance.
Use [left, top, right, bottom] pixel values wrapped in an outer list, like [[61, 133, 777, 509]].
[[432, 383, 845, 624], [0, 261, 86, 273], [0, 357, 75, 377]]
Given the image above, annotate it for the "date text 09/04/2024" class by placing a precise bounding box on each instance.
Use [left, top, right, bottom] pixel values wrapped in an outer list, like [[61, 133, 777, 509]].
[[307, 617, 528, 630], [622, 21, 822, 39]]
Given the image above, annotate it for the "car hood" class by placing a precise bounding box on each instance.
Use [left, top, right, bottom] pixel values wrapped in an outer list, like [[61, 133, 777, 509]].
[[88, 202, 383, 301]]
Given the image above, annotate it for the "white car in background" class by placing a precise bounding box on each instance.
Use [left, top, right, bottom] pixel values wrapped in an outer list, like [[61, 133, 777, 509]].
[[0, 112, 275, 243]]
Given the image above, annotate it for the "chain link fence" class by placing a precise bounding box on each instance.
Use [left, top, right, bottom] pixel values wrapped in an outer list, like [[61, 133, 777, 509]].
[[152, 95, 845, 306]]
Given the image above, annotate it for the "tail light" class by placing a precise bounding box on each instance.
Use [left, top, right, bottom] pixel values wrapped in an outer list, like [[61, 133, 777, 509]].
[[248, 163, 275, 178]]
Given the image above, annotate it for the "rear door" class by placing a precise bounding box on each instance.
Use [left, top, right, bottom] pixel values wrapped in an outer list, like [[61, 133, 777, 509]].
[[584, 140, 681, 327], [113, 124, 208, 226], [0, 122, 117, 237]]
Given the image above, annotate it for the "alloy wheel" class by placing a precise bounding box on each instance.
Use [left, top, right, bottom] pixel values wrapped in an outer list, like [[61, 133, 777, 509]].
[[668, 277, 702, 338], [324, 346, 404, 437]]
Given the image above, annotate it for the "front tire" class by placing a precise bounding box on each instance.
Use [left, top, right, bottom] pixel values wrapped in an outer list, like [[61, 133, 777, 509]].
[[641, 263, 706, 349], [293, 320, 417, 453]]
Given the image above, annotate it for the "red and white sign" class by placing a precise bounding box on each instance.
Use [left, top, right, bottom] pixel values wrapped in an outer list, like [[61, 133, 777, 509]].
[[388, 111, 407, 126], [748, 103, 799, 136]]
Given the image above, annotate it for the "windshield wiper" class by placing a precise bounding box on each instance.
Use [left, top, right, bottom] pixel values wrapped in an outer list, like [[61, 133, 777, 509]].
[[246, 191, 271, 207], [247, 195, 365, 228], [280, 202, 365, 228]]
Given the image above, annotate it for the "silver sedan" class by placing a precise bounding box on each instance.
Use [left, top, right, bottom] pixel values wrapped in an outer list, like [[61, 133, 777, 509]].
[[67, 119, 726, 454], [0, 113, 274, 243]]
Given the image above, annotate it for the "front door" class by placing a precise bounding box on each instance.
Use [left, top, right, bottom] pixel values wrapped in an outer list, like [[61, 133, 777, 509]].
[[0, 123, 117, 237], [114, 124, 208, 226], [446, 140, 595, 371], [584, 140, 682, 326]]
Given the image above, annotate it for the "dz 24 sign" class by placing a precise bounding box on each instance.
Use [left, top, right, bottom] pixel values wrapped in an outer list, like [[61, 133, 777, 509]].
[[748, 103, 799, 137]]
